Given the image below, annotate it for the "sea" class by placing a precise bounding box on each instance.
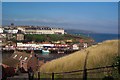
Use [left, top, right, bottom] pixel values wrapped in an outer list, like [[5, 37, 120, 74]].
[[84, 33, 118, 43], [67, 32, 119, 43]]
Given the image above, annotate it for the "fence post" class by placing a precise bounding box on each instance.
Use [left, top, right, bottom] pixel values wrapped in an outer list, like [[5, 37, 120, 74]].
[[118, 59, 120, 74], [83, 69, 87, 80], [83, 50, 89, 80], [52, 72, 54, 80], [38, 72, 40, 80], [28, 67, 34, 80]]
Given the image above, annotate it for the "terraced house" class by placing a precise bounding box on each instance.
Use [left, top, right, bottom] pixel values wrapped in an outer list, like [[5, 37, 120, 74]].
[[17, 26, 64, 34]]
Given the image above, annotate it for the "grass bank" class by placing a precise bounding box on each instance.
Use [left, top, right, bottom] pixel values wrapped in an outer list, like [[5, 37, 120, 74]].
[[39, 40, 119, 78]]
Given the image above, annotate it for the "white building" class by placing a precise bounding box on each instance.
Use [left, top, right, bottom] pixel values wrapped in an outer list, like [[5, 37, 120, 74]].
[[0, 27, 3, 33], [18, 26, 64, 34], [17, 43, 44, 49], [51, 28, 64, 34], [4, 29, 18, 34], [72, 44, 79, 50], [3, 26, 64, 34], [83, 43, 88, 48]]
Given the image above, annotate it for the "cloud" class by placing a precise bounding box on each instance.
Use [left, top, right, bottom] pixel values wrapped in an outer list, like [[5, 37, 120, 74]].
[[3, 17, 118, 27], [3, 18, 118, 34], [3, 18, 71, 24]]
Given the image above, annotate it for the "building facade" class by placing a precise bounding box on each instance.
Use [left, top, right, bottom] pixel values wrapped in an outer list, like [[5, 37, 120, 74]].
[[16, 34, 24, 41], [0, 27, 3, 33], [18, 26, 64, 34]]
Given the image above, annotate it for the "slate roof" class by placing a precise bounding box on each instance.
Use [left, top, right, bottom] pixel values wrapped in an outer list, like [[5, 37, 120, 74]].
[[2, 58, 19, 68], [11, 51, 31, 62]]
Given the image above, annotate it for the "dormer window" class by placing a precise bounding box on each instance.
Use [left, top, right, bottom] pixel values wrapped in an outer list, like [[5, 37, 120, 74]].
[[13, 55, 17, 58], [24, 57, 28, 61], [19, 56, 22, 60]]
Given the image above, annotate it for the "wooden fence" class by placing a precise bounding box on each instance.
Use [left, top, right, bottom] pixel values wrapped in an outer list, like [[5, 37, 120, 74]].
[[31, 64, 119, 80]]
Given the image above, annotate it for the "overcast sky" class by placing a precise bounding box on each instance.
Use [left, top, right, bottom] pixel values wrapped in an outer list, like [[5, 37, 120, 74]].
[[2, 2, 118, 34]]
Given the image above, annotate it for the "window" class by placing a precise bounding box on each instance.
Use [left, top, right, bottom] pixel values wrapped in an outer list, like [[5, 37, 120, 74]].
[[19, 56, 22, 60], [13, 55, 17, 58], [24, 57, 28, 61]]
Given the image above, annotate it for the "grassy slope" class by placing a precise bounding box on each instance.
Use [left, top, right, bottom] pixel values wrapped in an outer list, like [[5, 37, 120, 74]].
[[40, 40, 119, 73], [25, 34, 91, 42]]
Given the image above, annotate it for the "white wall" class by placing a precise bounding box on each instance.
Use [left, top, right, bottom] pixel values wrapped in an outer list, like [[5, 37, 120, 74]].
[[4, 30, 18, 34], [17, 43, 43, 48], [0, 28, 3, 33], [25, 29, 64, 34]]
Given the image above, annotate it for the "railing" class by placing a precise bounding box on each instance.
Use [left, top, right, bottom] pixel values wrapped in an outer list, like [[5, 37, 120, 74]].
[[32, 64, 119, 80]]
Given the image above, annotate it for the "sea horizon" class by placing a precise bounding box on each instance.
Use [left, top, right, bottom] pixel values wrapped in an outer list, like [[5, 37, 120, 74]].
[[66, 31, 119, 43]]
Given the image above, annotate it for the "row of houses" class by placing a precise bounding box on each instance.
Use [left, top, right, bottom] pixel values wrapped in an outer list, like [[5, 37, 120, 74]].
[[3, 42, 79, 51], [0, 25, 64, 42], [0, 26, 65, 34], [2, 51, 41, 78], [0, 33, 24, 42]]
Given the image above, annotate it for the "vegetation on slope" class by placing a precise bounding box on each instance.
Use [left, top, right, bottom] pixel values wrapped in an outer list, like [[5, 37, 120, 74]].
[[39, 40, 119, 78], [24, 34, 92, 43]]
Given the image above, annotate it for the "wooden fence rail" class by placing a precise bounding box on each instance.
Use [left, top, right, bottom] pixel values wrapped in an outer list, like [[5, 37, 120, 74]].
[[34, 64, 119, 80]]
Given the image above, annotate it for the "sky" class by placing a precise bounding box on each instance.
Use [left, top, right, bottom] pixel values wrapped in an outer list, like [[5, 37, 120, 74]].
[[2, 0, 120, 2], [0, 2, 1, 26], [2, 2, 118, 34]]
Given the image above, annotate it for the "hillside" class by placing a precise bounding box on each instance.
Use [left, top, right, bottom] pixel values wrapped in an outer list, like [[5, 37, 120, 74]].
[[39, 40, 119, 78], [24, 34, 92, 43]]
